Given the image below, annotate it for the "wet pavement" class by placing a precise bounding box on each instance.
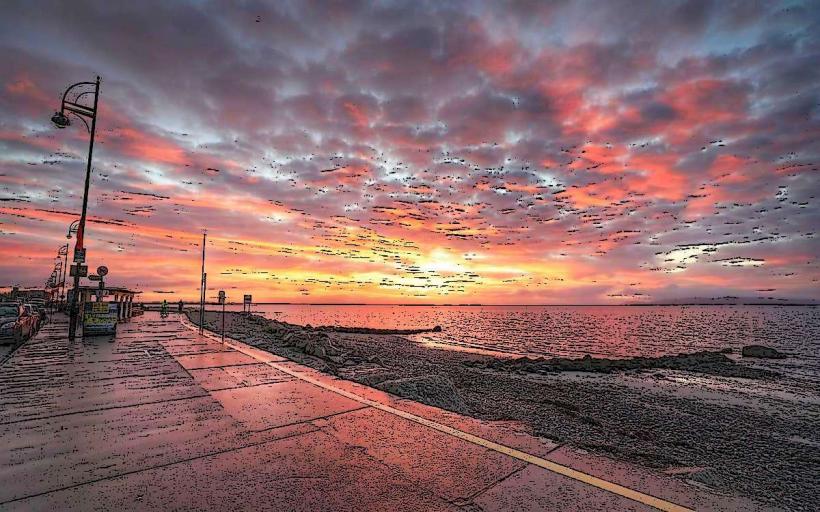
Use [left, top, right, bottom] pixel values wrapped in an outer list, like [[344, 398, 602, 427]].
[[0, 313, 767, 511]]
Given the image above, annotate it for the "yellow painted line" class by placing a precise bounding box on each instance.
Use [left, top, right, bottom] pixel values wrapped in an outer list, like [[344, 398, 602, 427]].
[[180, 316, 693, 512]]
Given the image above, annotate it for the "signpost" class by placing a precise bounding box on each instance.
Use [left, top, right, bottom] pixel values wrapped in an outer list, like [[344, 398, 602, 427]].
[[70, 264, 88, 277], [243, 294, 252, 314], [218, 290, 226, 344]]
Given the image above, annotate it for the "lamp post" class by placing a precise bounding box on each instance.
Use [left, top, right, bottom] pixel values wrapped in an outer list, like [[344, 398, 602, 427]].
[[66, 220, 80, 239], [58, 243, 69, 307], [50, 76, 101, 340], [199, 231, 206, 334], [51, 259, 62, 312]]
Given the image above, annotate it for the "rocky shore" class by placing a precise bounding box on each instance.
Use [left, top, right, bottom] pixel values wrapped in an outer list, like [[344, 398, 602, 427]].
[[191, 310, 819, 510], [469, 350, 778, 379]]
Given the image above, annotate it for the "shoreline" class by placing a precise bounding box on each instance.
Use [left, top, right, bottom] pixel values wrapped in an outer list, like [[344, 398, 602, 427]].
[[192, 310, 819, 510]]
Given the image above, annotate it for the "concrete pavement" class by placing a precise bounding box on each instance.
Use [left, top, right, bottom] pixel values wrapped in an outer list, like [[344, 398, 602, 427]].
[[0, 313, 765, 511]]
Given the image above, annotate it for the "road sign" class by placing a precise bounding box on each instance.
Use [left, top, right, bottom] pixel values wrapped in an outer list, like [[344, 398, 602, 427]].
[[218, 290, 226, 305], [74, 248, 86, 263], [244, 294, 252, 304], [88, 274, 101, 281], [97, 265, 108, 277], [70, 263, 88, 277]]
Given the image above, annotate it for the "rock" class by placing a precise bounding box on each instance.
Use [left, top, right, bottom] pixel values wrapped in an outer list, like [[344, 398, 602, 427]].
[[687, 468, 722, 489], [432, 325, 442, 332], [310, 343, 327, 359], [475, 349, 777, 379], [376, 374, 470, 414], [741, 345, 786, 359], [327, 355, 346, 365]]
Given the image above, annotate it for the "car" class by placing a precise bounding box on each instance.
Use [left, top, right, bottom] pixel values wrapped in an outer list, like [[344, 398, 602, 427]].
[[27, 303, 48, 331], [34, 304, 49, 326], [23, 304, 41, 332], [0, 302, 34, 344], [29, 299, 48, 325]]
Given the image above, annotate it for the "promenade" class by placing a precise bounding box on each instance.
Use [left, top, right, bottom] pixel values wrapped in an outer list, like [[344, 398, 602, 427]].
[[0, 313, 764, 511]]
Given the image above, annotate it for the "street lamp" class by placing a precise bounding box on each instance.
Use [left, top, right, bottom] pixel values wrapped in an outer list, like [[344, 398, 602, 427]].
[[66, 220, 80, 239], [57, 244, 69, 307], [50, 76, 101, 340]]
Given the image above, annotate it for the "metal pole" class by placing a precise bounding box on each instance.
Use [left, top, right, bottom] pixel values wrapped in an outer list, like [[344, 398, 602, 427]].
[[68, 76, 100, 340], [199, 232, 206, 333], [61, 244, 69, 308], [221, 301, 225, 344]]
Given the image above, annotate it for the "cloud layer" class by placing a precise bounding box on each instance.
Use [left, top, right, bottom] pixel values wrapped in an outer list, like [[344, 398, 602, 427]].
[[0, 0, 818, 303]]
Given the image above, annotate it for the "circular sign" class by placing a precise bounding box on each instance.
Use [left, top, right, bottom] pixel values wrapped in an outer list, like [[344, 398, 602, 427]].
[[97, 265, 108, 277]]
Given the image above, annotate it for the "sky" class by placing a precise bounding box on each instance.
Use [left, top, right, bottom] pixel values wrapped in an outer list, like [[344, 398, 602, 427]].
[[0, 0, 818, 304]]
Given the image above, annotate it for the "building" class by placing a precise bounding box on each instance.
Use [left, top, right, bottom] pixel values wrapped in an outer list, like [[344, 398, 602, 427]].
[[71, 286, 141, 321], [2, 287, 49, 302]]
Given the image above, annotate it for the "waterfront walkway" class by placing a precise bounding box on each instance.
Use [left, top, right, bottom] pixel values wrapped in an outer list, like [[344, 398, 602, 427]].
[[0, 313, 762, 511]]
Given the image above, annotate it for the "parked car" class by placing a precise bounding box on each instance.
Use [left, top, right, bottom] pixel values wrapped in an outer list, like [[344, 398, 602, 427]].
[[0, 302, 34, 343], [23, 304, 41, 332], [29, 299, 48, 326], [35, 305, 49, 326]]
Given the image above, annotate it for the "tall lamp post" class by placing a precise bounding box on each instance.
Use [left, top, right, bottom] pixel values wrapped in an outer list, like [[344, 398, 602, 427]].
[[50, 76, 101, 340], [51, 259, 63, 310], [199, 231, 207, 334], [58, 243, 69, 307]]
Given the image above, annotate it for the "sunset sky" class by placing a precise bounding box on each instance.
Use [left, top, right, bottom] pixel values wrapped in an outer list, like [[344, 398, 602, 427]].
[[1, 1, 818, 303]]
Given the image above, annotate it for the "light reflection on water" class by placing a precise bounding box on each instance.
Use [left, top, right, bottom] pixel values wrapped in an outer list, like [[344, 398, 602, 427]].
[[221, 304, 820, 382]]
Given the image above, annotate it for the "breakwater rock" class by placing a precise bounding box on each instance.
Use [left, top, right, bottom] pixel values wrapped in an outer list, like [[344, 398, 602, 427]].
[[314, 325, 442, 335], [469, 350, 777, 379], [741, 345, 786, 359]]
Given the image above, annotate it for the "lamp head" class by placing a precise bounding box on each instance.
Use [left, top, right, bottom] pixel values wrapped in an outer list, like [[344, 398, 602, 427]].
[[51, 111, 71, 128]]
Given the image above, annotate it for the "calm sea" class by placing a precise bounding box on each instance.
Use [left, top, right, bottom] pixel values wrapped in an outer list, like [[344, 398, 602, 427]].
[[219, 304, 820, 383]]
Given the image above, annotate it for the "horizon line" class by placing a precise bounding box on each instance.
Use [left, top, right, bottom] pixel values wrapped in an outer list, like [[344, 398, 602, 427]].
[[156, 301, 819, 307]]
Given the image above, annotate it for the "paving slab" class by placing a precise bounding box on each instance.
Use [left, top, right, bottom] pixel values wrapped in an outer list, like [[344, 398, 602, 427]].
[[174, 351, 260, 370], [474, 463, 656, 511], [544, 446, 772, 512], [210, 380, 366, 431], [161, 341, 233, 356], [221, 361, 294, 385], [187, 363, 294, 391], [316, 406, 525, 502], [4, 429, 456, 512], [0, 370, 207, 425], [1, 396, 244, 502]]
